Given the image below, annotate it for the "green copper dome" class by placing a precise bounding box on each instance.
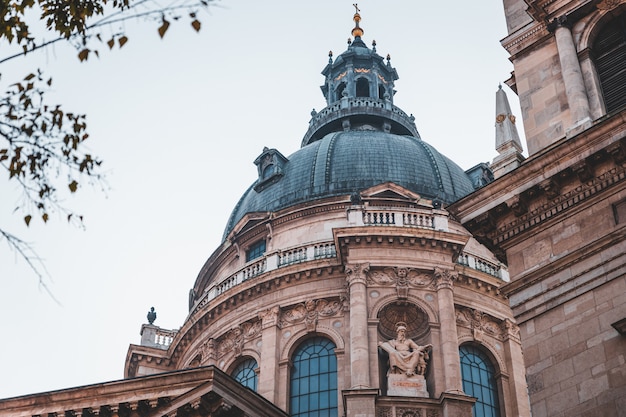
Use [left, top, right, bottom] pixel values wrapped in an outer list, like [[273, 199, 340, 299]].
[[222, 10, 478, 239]]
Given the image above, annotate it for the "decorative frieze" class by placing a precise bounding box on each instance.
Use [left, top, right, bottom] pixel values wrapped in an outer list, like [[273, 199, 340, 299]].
[[216, 319, 262, 358], [455, 306, 518, 342], [279, 297, 346, 331]]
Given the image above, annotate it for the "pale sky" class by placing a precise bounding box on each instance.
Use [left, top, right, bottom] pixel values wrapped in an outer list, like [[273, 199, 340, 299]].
[[0, 0, 525, 398]]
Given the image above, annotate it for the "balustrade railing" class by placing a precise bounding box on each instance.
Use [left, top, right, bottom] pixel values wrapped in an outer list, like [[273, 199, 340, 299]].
[[456, 252, 503, 279]]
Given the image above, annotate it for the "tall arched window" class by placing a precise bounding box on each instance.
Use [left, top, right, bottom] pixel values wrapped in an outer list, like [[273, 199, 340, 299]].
[[356, 78, 370, 97], [336, 82, 347, 101], [232, 358, 258, 391], [459, 345, 501, 417], [290, 337, 338, 417], [593, 10, 626, 113]]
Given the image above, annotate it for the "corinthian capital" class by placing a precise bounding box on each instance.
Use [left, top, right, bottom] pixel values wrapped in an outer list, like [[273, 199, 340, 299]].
[[345, 263, 370, 286], [434, 267, 457, 290]]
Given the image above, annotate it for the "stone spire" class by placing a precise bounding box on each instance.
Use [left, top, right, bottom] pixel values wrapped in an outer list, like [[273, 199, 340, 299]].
[[491, 85, 525, 178]]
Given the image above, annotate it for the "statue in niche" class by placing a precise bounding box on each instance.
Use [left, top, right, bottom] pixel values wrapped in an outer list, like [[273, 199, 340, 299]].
[[378, 322, 432, 377]]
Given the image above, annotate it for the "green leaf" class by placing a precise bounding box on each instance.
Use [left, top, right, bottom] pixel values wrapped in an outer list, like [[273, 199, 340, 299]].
[[158, 19, 170, 38], [24, 215, 32, 226]]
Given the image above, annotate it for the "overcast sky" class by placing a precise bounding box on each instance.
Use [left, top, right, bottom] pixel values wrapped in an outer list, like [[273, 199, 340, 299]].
[[0, 0, 525, 398]]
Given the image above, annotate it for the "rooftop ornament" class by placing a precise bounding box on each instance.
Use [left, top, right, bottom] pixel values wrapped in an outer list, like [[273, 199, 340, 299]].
[[351, 3, 364, 38], [147, 306, 157, 324]]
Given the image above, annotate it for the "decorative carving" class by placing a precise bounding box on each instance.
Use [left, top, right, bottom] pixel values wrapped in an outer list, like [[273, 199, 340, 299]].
[[434, 268, 457, 290], [456, 307, 504, 340], [597, 0, 625, 10], [216, 319, 262, 358], [540, 178, 560, 199], [354, 68, 371, 73], [507, 194, 528, 217], [200, 338, 216, 363], [397, 409, 421, 417], [280, 298, 345, 330], [500, 318, 521, 340], [258, 306, 280, 328], [345, 263, 370, 286], [571, 159, 594, 182], [607, 140, 626, 164], [376, 407, 392, 417], [335, 71, 347, 81], [368, 267, 433, 288], [378, 322, 432, 377]]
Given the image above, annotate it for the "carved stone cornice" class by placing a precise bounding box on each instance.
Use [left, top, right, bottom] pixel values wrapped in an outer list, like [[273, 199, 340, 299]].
[[345, 263, 370, 286]]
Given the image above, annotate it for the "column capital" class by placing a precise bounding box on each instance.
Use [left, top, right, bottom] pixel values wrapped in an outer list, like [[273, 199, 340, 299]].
[[345, 263, 370, 286], [434, 267, 457, 290], [258, 305, 280, 329], [548, 15, 570, 32]]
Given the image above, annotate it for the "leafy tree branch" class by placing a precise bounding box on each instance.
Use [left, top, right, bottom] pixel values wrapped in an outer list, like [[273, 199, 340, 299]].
[[0, 0, 214, 284]]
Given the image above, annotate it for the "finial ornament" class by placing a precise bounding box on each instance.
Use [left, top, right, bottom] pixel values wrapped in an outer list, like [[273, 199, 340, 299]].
[[351, 3, 364, 38]]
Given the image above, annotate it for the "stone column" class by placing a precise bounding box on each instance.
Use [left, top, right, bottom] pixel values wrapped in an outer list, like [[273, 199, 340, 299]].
[[434, 267, 463, 393], [501, 319, 532, 417], [552, 16, 591, 132], [345, 263, 371, 389], [258, 306, 281, 403]]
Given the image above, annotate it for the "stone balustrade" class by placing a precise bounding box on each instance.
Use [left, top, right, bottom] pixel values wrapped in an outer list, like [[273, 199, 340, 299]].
[[457, 252, 508, 281], [140, 324, 178, 349]]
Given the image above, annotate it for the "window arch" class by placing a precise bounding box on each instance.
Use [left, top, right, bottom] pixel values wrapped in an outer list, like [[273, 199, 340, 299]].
[[593, 9, 626, 113], [231, 357, 258, 391], [335, 82, 347, 101], [378, 84, 386, 99], [290, 337, 338, 417], [356, 78, 370, 97], [459, 344, 501, 417]]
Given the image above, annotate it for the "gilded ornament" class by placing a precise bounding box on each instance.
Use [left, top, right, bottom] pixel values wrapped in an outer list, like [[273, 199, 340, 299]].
[[496, 114, 506, 123]]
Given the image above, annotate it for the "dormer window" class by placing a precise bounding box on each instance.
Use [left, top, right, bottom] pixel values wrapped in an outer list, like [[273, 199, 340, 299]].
[[246, 239, 266, 262], [253, 147, 288, 192]]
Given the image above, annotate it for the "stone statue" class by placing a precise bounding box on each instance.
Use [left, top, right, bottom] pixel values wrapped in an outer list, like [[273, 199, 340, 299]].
[[378, 322, 432, 377]]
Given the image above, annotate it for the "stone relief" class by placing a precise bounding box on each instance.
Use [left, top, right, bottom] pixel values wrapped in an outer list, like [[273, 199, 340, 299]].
[[216, 319, 262, 358], [200, 338, 216, 364], [455, 306, 513, 341], [280, 297, 346, 331], [368, 267, 433, 287]]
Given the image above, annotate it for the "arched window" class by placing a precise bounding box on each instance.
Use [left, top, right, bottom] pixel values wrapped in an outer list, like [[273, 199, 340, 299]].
[[336, 82, 347, 101], [290, 337, 338, 417], [378, 84, 386, 99], [356, 78, 370, 97], [593, 10, 626, 113], [459, 345, 501, 417], [262, 164, 276, 179], [232, 358, 258, 391]]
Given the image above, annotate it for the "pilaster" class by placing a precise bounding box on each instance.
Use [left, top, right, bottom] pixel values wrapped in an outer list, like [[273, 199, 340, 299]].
[[345, 263, 371, 389], [434, 268, 463, 393], [258, 306, 281, 403]]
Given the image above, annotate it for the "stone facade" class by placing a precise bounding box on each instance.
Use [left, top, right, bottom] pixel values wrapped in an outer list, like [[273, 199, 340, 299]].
[[449, 1, 626, 416]]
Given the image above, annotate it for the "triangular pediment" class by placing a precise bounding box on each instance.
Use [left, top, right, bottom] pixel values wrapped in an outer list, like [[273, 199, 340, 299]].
[[230, 212, 270, 239], [359, 182, 433, 207]]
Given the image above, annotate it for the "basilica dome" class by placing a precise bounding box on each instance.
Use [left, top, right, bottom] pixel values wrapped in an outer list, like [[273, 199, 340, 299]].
[[223, 130, 476, 239], [222, 12, 478, 240]]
